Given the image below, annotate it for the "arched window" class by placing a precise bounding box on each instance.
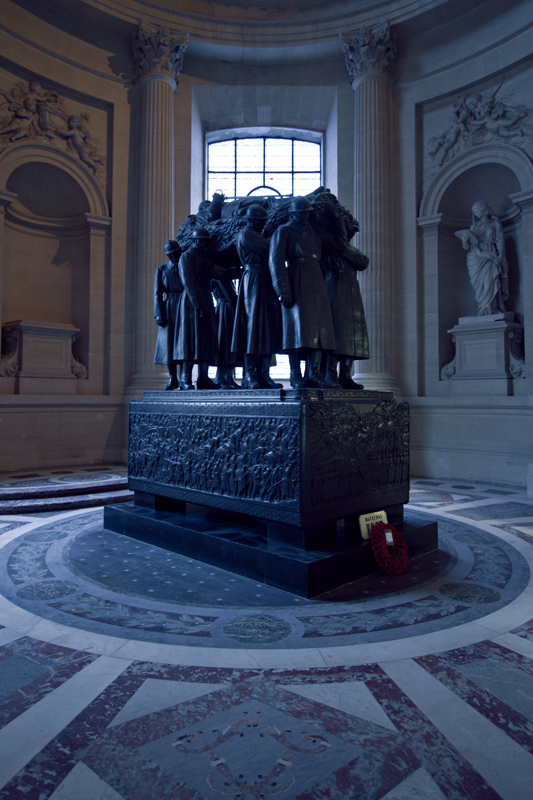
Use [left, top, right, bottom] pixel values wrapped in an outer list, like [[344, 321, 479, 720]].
[[206, 129, 322, 200]]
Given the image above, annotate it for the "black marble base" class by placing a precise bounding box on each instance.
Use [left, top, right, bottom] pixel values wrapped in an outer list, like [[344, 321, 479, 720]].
[[104, 501, 438, 598]]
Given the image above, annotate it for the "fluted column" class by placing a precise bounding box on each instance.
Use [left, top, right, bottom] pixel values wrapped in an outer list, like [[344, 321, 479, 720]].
[[342, 23, 401, 394], [129, 21, 188, 392]]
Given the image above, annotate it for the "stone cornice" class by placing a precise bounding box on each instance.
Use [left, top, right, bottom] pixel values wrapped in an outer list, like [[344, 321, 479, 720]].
[[83, 0, 458, 50]]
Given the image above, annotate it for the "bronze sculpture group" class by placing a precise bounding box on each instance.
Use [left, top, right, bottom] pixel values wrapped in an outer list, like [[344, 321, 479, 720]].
[[153, 189, 369, 390]]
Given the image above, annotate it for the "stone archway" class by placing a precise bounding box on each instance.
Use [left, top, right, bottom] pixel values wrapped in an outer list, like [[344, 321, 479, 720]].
[[419, 143, 533, 217], [0, 142, 108, 217], [0, 143, 111, 394]]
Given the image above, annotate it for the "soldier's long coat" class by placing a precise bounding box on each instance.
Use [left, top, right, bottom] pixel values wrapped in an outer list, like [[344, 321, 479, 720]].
[[325, 246, 370, 359], [268, 220, 335, 352], [153, 260, 184, 365]]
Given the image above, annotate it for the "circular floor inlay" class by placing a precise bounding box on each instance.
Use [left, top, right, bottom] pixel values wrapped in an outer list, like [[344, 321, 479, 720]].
[[0, 508, 529, 652]]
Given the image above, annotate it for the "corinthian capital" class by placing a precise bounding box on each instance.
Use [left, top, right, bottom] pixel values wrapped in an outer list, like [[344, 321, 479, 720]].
[[133, 20, 189, 83], [342, 21, 396, 84]]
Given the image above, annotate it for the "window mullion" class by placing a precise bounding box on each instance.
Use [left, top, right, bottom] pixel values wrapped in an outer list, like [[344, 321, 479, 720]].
[[291, 139, 294, 197]]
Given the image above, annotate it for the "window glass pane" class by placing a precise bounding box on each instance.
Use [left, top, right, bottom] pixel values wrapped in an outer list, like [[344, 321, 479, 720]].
[[293, 140, 320, 172], [269, 354, 290, 381], [265, 138, 292, 172], [293, 173, 322, 196], [207, 173, 236, 201], [265, 173, 293, 196], [236, 173, 264, 197], [236, 139, 264, 171], [207, 133, 321, 209], [209, 140, 235, 171]]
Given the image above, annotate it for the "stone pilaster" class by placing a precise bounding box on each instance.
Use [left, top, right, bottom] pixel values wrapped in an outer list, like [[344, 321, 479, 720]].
[[129, 21, 188, 392], [0, 189, 17, 352], [342, 23, 401, 394]]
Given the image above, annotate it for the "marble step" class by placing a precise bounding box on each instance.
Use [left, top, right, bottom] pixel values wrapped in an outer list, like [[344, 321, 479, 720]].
[[0, 488, 134, 514], [0, 477, 128, 500]]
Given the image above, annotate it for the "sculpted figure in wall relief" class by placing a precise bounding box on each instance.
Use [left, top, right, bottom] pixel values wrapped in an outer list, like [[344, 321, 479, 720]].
[[0, 96, 40, 143], [455, 201, 509, 316], [54, 116, 105, 174], [0, 80, 106, 178], [428, 84, 531, 171]]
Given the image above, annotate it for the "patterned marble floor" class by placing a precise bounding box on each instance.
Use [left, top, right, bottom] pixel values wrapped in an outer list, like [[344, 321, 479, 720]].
[[1, 478, 533, 799]]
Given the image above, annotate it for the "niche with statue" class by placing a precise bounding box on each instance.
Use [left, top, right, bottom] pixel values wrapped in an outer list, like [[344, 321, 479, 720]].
[[418, 140, 532, 396], [440, 195, 525, 392]]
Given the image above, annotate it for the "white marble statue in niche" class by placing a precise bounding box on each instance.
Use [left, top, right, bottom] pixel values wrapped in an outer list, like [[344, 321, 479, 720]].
[[455, 201, 509, 317]]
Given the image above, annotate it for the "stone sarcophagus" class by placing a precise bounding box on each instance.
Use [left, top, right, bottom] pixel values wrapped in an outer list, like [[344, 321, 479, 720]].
[[126, 388, 409, 529], [104, 388, 436, 598]]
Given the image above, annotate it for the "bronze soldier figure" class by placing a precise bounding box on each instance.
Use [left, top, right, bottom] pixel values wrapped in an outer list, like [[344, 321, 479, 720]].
[[175, 228, 219, 390], [233, 204, 282, 389], [325, 244, 369, 389], [212, 272, 241, 389], [153, 239, 183, 390], [268, 196, 336, 389]]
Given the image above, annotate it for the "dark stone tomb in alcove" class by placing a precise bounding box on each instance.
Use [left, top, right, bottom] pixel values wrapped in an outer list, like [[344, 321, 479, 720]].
[[104, 389, 438, 597]]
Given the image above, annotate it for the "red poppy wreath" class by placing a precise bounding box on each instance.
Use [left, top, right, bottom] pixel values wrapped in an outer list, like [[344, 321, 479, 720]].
[[369, 521, 409, 575]]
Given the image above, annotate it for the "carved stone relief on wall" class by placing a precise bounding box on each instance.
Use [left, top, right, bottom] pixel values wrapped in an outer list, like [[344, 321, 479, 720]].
[[426, 82, 532, 178], [0, 80, 106, 184]]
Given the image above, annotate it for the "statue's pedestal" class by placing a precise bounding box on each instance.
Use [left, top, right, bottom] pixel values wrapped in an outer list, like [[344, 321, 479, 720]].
[[441, 313, 525, 394], [104, 389, 437, 597], [0, 319, 86, 393]]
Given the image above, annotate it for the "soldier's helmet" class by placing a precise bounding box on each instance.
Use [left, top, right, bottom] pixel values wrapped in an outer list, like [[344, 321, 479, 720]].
[[290, 196, 313, 213], [191, 227, 210, 239], [164, 239, 180, 253], [246, 204, 268, 220]]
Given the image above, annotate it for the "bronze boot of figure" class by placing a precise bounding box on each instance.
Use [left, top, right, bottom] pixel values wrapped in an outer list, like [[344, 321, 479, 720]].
[[165, 362, 180, 390], [179, 361, 195, 390], [325, 355, 342, 389], [259, 356, 282, 389], [196, 362, 219, 390], [306, 351, 333, 389], [338, 357, 364, 390], [241, 355, 262, 389], [216, 366, 240, 390], [288, 352, 307, 389]]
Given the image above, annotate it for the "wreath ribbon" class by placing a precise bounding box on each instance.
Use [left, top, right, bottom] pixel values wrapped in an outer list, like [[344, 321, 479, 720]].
[[369, 521, 409, 575]]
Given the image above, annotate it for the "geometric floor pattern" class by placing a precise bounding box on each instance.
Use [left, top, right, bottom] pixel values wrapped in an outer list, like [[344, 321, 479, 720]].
[[1, 478, 533, 798]]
